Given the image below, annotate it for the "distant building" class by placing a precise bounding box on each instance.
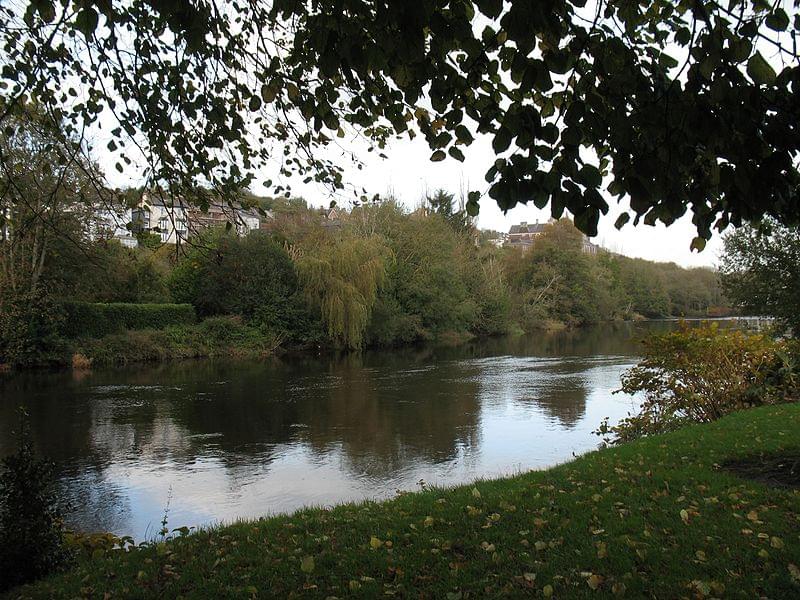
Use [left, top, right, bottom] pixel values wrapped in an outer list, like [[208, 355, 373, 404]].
[[506, 219, 600, 254], [88, 205, 138, 248], [124, 193, 266, 245], [506, 221, 548, 251]]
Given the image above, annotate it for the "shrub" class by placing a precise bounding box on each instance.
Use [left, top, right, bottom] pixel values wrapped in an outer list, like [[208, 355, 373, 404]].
[[60, 302, 196, 339], [75, 317, 280, 366], [598, 323, 799, 444], [0, 411, 71, 592], [0, 291, 68, 368]]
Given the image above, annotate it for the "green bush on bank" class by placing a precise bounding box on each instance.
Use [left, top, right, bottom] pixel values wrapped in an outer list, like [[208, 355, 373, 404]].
[[0, 291, 68, 368], [60, 302, 196, 339], [74, 316, 279, 366], [597, 322, 800, 445]]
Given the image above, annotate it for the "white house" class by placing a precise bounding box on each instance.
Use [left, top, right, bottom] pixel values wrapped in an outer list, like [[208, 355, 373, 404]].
[[89, 206, 138, 247], [129, 194, 265, 244]]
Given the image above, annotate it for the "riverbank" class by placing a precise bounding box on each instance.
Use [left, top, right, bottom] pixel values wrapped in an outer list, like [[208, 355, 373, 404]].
[[8, 404, 799, 598], [72, 316, 281, 368]]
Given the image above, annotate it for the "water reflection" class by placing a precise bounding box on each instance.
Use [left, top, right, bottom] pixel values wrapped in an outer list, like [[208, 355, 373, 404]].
[[1, 322, 676, 538]]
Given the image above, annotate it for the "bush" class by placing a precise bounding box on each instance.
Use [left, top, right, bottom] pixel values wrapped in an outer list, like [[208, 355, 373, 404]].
[[598, 323, 799, 444], [60, 302, 196, 339], [0, 411, 71, 592], [75, 316, 280, 366], [169, 231, 310, 341], [0, 291, 68, 368]]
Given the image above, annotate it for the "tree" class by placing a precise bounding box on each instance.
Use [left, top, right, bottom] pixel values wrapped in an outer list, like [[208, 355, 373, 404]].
[[426, 189, 472, 235], [297, 235, 388, 349], [0, 106, 103, 295], [0, 410, 71, 591], [169, 231, 305, 336], [2, 1, 798, 241], [720, 219, 800, 335], [504, 219, 614, 326]]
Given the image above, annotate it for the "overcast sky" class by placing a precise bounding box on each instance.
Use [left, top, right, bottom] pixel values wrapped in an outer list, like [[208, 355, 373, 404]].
[[274, 130, 723, 269]]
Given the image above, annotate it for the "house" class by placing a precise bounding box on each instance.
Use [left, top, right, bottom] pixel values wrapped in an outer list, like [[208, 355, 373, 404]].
[[506, 221, 548, 251], [88, 205, 138, 247], [129, 194, 265, 244], [506, 219, 601, 254]]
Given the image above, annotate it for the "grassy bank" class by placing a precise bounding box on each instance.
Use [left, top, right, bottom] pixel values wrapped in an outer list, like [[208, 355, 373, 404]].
[[7, 405, 800, 598], [72, 316, 280, 367]]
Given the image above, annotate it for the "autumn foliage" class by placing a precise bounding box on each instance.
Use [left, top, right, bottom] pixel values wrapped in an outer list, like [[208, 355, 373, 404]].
[[599, 323, 799, 444]]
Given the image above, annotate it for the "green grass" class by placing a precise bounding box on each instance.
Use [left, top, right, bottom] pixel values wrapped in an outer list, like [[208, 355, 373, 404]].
[[8, 405, 800, 599]]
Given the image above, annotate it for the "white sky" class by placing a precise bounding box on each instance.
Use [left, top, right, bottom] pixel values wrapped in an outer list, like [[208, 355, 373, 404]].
[[272, 131, 723, 269]]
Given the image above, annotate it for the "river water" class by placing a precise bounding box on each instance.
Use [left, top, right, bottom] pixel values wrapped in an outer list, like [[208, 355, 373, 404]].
[[0, 321, 686, 539]]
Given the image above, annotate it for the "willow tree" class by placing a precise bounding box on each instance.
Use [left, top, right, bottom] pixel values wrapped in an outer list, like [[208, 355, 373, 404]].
[[2, 1, 798, 242], [297, 236, 388, 349]]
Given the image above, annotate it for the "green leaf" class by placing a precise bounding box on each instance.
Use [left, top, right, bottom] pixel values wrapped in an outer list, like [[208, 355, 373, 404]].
[[248, 96, 262, 112], [727, 38, 752, 63], [492, 127, 512, 153], [690, 236, 707, 252], [75, 8, 99, 38], [261, 84, 278, 103], [448, 147, 465, 162], [614, 213, 630, 229], [765, 9, 789, 32], [578, 165, 602, 188], [430, 150, 446, 162], [747, 52, 776, 85]]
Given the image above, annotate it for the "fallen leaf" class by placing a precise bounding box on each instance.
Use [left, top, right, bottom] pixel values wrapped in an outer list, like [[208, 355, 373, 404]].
[[300, 555, 315, 573], [370, 536, 382, 549], [788, 563, 800, 582], [587, 574, 603, 590], [543, 584, 554, 597]]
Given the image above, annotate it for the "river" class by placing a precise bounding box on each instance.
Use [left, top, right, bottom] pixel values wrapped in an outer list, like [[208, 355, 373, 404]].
[[0, 321, 690, 539]]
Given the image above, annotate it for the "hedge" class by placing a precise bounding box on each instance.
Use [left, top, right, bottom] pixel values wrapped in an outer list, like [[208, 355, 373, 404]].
[[60, 302, 197, 339]]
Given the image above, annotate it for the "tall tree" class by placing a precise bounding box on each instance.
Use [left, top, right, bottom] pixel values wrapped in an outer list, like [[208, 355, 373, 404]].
[[1, 1, 798, 240], [719, 219, 800, 335], [0, 106, 102, 294], [297, 235, 388, 349]]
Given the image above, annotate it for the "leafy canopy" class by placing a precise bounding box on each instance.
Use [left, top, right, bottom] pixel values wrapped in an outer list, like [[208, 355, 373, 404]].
[[720, 218, 800, 335], [2, 1, 798, 239]]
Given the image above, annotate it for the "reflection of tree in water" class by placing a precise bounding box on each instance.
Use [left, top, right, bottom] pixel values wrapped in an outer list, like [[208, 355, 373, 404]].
[[529, 360, 590, 428], [295, 356, 481, 478], [159, 355, 482, 479]]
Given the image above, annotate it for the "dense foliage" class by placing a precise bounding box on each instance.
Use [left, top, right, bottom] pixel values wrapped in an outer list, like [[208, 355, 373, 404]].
[[720, 219, 800, 335], [2, 1, 798, 241], [0, 290, 67, 368], [598, 323, 799, 445], [168, 232, 310, 340], [0, 412, 71, 592], [60, 302, 196, 339], [504, 220, 726, 327], [1, 194, 732, 367]]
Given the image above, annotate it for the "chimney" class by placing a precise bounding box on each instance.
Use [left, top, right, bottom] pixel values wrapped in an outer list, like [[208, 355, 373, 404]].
[[520, 221, 527, 226]]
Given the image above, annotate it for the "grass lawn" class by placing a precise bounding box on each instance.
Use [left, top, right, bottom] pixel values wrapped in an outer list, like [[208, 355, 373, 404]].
[[7, 404, 800, 599]]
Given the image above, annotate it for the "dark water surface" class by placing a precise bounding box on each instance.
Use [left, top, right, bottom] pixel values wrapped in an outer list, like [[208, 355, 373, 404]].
[[1, 322, 682, 539]]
